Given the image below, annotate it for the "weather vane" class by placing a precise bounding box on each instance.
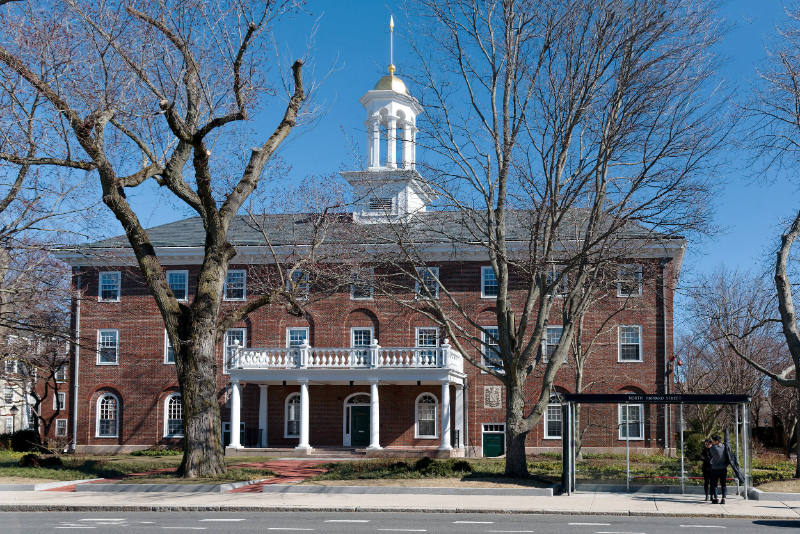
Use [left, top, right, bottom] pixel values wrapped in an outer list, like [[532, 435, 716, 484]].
[[389, 15, 395, 75]]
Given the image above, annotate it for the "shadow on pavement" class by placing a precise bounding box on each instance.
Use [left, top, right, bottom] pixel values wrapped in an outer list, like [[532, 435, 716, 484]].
[[752, 520, 800, 528]]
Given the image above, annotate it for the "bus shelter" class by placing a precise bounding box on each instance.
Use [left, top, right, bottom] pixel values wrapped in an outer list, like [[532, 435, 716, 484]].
[[560, 393, 752, 497]]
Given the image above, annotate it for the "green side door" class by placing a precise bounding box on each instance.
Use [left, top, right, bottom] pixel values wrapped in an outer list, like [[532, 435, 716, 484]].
[[351, 406, 370, 447], [483, 433, 504, 457]]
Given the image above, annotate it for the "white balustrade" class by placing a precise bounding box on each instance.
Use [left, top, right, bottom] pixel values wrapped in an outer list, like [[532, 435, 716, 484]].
[[231, 340, 464, 371]]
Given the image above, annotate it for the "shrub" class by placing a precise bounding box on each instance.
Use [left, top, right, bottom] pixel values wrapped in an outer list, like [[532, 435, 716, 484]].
[[19, 453, 63, 468], [389, 461, 411, 472], [450, 460, 473, 473], [683, 432, 706, 462], [414, 457, 433, 471], [130, 446, 183, 456], [0, 433, 11, 450], [10, 430, 42, 452]]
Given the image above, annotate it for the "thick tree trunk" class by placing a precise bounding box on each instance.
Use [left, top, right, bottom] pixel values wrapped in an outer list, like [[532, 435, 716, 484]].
[[795, 389, 800, 478], [504, 381, 529, 478], [176, 318, 225, 478]]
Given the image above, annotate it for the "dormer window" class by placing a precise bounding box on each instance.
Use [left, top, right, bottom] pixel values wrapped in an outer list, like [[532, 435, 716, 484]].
[[369, 197, 394, 211]]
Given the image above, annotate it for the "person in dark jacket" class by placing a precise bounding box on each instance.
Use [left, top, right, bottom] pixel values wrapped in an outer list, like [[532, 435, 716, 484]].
[[700, 438, 713, 501], [708, 434, 745, 504]]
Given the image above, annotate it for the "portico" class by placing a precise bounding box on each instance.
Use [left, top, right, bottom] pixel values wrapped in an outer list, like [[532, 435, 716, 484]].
[[225, 339, 466, 455]]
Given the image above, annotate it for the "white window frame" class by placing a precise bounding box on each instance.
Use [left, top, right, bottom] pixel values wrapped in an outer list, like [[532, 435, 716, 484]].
[[350, 268, 375, 301], [415, 267, 440, 299], [618, 403, 644, 441], [164, 330, 176, 365], [618, 325, 643, 363], [286, 327, 310, 348], [350, 327, 374, 348], [53, 392, 65, 411], [163, 393, 184, 438], [287, 269, 310, 299], [617, 264, 643, 298], [546, 265, 569, 297], [4, 358, 17, 374], [98, 271, 121, 302], [55, 418, 67, 437], [96, 329, 119, 366], [3, 386, 13, 404], [284, 393, 301, 438], [223, 328, 247, 375], [95, 392, 119, 438], [414, 392, 439, 439], [481, 326, 504, 374], [54, 364, 67, 383], [166, 270, 189, 302], [415, 327, 439, 348], [4, 416, 13, 434], [342, 392, 371, 446], [544, 399, 562, 440], [224, 269, 247, 301], [481, 422, 506, 457], [541, 325, 563, 363], [481, 266, 498, 299]]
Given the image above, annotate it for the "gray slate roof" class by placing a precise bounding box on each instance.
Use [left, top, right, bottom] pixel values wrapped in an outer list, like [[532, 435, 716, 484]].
[[80, 211, 682, 249]]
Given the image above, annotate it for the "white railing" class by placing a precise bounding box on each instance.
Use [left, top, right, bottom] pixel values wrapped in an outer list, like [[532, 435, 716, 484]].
[[230, 339, 463, 372]]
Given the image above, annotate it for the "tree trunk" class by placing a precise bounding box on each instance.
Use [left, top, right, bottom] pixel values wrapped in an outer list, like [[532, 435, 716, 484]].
[[795, 388, 800, 478], [574, 367, 584, 459], [176, 313, 225, 478], [504, 381, 529, 478]]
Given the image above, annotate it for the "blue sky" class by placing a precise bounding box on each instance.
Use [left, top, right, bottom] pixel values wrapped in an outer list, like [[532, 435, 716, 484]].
[[122, 1, 799, 307]]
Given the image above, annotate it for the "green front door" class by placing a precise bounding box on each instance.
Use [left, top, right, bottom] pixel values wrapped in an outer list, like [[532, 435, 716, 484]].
[[483, 433, 504, 457], [351, 406, 370, 447]]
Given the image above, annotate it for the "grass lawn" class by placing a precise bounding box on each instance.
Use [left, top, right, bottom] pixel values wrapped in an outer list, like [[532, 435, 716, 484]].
[[0, 451, 275, 484]]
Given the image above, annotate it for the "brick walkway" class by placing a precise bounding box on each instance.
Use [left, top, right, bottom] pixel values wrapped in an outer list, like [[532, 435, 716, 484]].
[[228, 460, 330, 493]]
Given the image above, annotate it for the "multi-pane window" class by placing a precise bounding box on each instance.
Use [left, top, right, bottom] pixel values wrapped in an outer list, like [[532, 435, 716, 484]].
[[415, 393, 437, 438], [619, 404, 644, 440], [618, 325, 642, 362], [4, 416, 12, 434], [542, 326, 563, 363], [416, 327, 439, 361], [350, 268, 374, 300], [415, 267, 440, 299], [287, 270, 310, 298], [285, 393, 301, 437], [165, 394, 183, 437], [55, 419, 67, 437], [224, 329, 246, 373], [98, 271, 121, 302], [3, 386, 13, 404], [286, 327, 309, 348], [482, 327, 503, 372], [224, 270, 247, 300], [481, 266, 498, 298], [546, 266, 569, 296], [617, 264, 643, 297], [54, 392, 65, 411], [3, 359, 16, 374], [97, 329, 119, 365], [350, 327, 373, 362], [545, 399, 562, 439], [164, 331, 175, 364], [97, 394, 118, 437], [55, 364, 67, 382], [167, 270, 188, 301]]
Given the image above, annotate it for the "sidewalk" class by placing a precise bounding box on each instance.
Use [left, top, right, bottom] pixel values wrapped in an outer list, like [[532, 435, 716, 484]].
[[1, 488, 798, 519]]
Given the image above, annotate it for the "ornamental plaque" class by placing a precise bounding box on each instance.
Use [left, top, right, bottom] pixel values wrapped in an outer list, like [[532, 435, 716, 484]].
[[484, 385, 502, 409]]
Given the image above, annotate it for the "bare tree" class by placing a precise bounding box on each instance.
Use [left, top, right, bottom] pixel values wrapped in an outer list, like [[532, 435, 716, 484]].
[[375, 0, 722, 476], [0, 0, 311, 477]]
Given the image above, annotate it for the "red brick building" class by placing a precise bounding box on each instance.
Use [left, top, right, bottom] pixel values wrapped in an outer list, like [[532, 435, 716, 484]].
[[53, 70, 684, 457]]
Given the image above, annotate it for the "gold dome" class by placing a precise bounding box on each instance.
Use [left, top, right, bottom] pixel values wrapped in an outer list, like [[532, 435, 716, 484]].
[[373, 74, 409, 95]]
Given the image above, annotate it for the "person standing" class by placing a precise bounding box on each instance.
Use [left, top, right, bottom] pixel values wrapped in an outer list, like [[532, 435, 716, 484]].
[[708, 433, 744, 504], [701, 438, 713, 501]]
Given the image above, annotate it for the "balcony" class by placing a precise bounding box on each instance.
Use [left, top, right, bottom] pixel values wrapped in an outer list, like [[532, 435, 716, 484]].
[[230, 339, 464, 373]]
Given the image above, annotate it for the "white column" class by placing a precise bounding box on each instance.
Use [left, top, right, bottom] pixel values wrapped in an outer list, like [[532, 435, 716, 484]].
[[368, 381, 381, 450], [369, 117, 381, 168], [258, 384, 268, 448], [229, 380, 242, 449], [440, 382, 452, 450], [296, 381, 311, 450], [386, 116, 397, 168], [400, 121, 411, 169], [454, 386, 464, 449]]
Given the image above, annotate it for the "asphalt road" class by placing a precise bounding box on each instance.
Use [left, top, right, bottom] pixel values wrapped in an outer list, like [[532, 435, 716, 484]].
[[1, 512, 797, 533]]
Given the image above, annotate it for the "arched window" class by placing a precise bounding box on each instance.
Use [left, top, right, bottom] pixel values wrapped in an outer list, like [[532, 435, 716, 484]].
[[285, 393, 301, 438], [415, 393, 438, 439], [96, 393, 119, 438], [164, 393, 183, 438]]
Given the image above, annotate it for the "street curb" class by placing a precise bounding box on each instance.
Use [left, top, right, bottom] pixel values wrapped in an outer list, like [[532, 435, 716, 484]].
[[748, 488, 800, 502], [0, 478, 104, 492], [266, 484, 554, 496], [0, 504, 797, 519], [72, 478, 272, 493]]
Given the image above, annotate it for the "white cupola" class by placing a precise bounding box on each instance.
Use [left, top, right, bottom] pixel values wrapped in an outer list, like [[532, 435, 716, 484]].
[[341, 15, 434, 224]]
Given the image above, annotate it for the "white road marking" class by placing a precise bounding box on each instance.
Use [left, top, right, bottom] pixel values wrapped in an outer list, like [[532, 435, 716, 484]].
[[325, 519, 370, 523], [487, 530, 534, 533], [161, 528, 207, 531], [453, 521, 494, 524], [79, 519, 125, 522], [267, 529, 315, 531], [570, 524, 611, 527], [56, 528, 97, 530], [680, 527, 726, 529], [199, 519, 247, 522], [376, 530, 428, 532], [595, 531, 646, 534]]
